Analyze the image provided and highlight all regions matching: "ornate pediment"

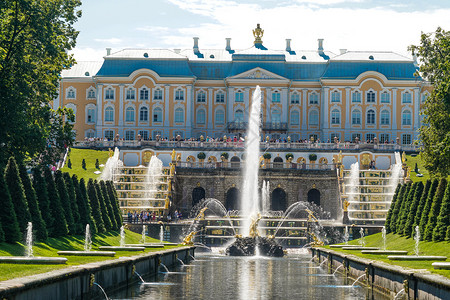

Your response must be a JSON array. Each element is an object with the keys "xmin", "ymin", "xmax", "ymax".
[{"xmin": 230, "ymin": 67, "xmax": 287, "ymax": 81}]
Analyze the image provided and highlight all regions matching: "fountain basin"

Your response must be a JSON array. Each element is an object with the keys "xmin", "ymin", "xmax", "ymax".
[
  {"xmin": 341, "ymin": 247, "xmax": 379, "ymax": 250},
  {"xmin": 98, "ymin": 246, "xmax": 145, "ymax": 251},
  {"xmin": 361, "ymin": 250, "xmax": 408, "ymax": 255},
  {"xmin": 226, "ymin": 236, "xmax": 284, "ymax": 257},
  {"xmin": 432, "ymin": 262, "xmax": 450, "ymax": 269},
  {"xmin": 388, "ymin": 255, "xmax": 447, "ymax": 261},
  {"xmin": 125, "ymin": 244, "xmax": 165, "ymax": 248},
  {"xmin": 57, "ymin": 251, "xmax": 116, "ymax": 257},
  {"xmin": 0, "ymin": 257, "xmax": 67, "ymax": 264}
]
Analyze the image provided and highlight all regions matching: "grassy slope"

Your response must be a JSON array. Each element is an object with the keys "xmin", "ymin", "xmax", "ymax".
[
  {"xmin": 60, "ymin": 148, "xmax": 110, "ymax": 181},
  {"xmin": 405, "ymin": 154, "xmax": 431, "ymax": 183},
  {"xmin": 0, "ymin": 229, "xmax": 180, "ymax": 281},
  {"xmin": 325, "ymin": 232, "xmax": 450, "ymax": 279}
]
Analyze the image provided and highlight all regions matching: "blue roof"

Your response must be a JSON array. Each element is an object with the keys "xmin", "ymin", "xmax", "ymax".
[{"xmin": 322, "ymin": 62, "xmax": 418, "ymax": 80}]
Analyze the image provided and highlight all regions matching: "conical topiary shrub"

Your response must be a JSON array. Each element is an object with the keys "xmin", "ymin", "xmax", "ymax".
[
  {"xmin": 404, "ymin": 181, "xmax": 424, "ymax": 237},
  {"xmin": 100, "ymin": 180, "xmax": 117, "ymax": 230},
  {"xmin": 385, "ymin": 184, "xmax": 400, "ymax": 233},
  {"xmin": 87, "ymin": 178, "xmax": 105, "ymax": 233},
  {"xmin": 44, "ymin": 168, "xmax": 68, "ymax": 237},
  {"xmin": 106, "ymin": 180, "xmax": 123, "ymax": 227},
  {"xmin": 63, "ymin": 172, "xmax": 82, "ymax": 235},
  {"xmin": 33, "ymin": 167, "xmax": 53, "ymax": 236},
  {"xmin": 0, "ymin": 172, "xmax": 20, "ymax": 243},
  {"xmin": 432, "ymin": 181, "xmax": 450, "ymax": 241},
  {"xmin": 389, "ymin": 184, "xmax": 407, "ymax": 234},
  {"xmin": 419, "ymin": 178, "xmax": 439, "ymax": 238},
  {"xmin": 77, "ymin": 177, "xmax": 97, "ymax": 234},
  {"xmin": 398, "ymin": 182, "xmax": 418, "ymax": 235},
  {"xmin": 55, "ymin": 170, "xmax": 75, "ymax": 234},
  {"xmin": 424, "ymin": 178, "xmax": 447, "ymax": 241},
  {"xmin": 95, "ymin": 180, "xmax": 112, "ymax": 230},
  {"xmin": 414, "ymin": 180, "xmax": 431, "ymax": 231}
]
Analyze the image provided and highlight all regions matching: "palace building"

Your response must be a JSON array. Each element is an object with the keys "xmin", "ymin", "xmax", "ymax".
[{"xmin": 58, "ymin": 25, "xmax": 430, "ymax": 144}]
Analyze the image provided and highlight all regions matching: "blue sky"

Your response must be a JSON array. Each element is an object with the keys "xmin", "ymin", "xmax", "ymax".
[{"xmin": 72, "ymin": 0, "xmax": 450, "ymax": 60}]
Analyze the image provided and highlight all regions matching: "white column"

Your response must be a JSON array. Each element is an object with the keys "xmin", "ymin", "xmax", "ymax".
[
  {"xmin": 164, "ymin": 85, "xmax": 170, "ymax": 128},
  {"xmin": 266, "ymin": 88, "xmax": 271, "ymax": 122},
  {"xmin": 186, "ymin": 86, "xmax": 192, "ymax": 132},
  {"xmin": 118, "ymin": 84, "xmax": 124, "ymax": 137},
  {"xmin": 96, "ymin": 84, "xmax": 103, "ymax": 137},
  {"xmin": 322, "ymin": 87, "xmax": 329, "ymax": 129},
  {"xmin": 301, "ymin": 89, "xmax": 307, "ymax": 131},
  {"xmin": 281, "ymin": 87, "xmax": 288, "ymax": 123},
  {"xmin": 392, "ymin": 88, "xmax": 397, "ymax": 130},
  {"xmin": 227, "ymin": 87, "xmax": 234, "ymax": 123},
  {"xmin": 345, "ymin": 87, "xmax": 351, "ymax": 130},
  {"xmin": 244, "ymin": 88, "xmax": 250, "ymax": 122},
  {"xmin": 208, "ymin": 88, "xmax": 213, "ymax": 130},
  {"xmin": 414, "ymin": 87, "xmax": 420, "ymax": 130}
]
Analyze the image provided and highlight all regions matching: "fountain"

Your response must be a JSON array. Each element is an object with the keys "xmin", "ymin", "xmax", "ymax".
[
  {"xmin": 361, "ymin": 226, "xmax": 407, "ymax": 255},
  {"xmin": 93, "ymin": 282, "xmax": 110, "ymax": 300},
  {"xmin": 0, "ymin": 222, "xmax": 68, "ymax": 264},
  {"xmin": 100, "ymin": 147, "xmax": 121, "ymax": 181},
  {"xmin": 342, "ymin": 228, "xmax": 379, "ymax": 251},
  {"xmin": 146, "ymin": 155, "xmax": 163, "ymax": 203},
  {"xmin": 58, "ymin": 224, "xmax": 116, "ymax": 256},
  {"xmin": 262, "ymin": 180, "xmax": 270, "ymax": 215},
  {"xmin": 388, "ymin": 226, "xmax": 447, "ymax": 261},
  {"xmin": 99, "ymin": 226, "xmax": 145, "ymax": 251}
]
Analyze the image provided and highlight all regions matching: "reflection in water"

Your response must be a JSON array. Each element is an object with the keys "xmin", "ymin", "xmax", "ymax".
[{"xmin": 106, "ymin": 253, "xmax": 388, "ymax": 300}]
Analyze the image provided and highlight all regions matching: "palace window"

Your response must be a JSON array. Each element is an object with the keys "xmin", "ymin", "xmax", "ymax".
[
  {"xmin": 125, "ymin": 130, "xmax": 135, "ymax": 141},
  {"xmin": 402, "ymin": 110, "xmax": 412, "ymax": 125},
  {"xmin": 138, "ymin": 130, "xmax": 149, "ymax": 140},
  {"xmin": 352, "ymin": 110, "xmax": 361, "ymax": 125},
  {"xmin": 291, "ymin": 93, "xmax": 300, "ymax": 104},
  {"xmin": 271, "ymin": 110, "xmax": 281, "ymax": 123},
  {"xmin": 153, "ymin": 107, "xmax": 162, "ymax": 122},
  {"xmin": 235, "ymin": 91, "xmax": 244, "ymax": 103},
  {"xmin": 309, "ymin": 110, "xmax": 319, "ymax": 125},
  {"xmin": 309, "ymin": 93, "xmax": 319, "ymax": 104},
  {"xmin": 105, "ymin": 107, "xmax": 114, "ymax": 122},
  {"xmin": 380, "ymin": 134, "xmax": 389, "ymax": 143},
  {"xmin": 197, "ymin": 109, "xmax": 206, "ymax": 124},
  {"xmin": 272, "ymin": 91, "xmax": 280, "ymax": 103},
  {"xmin": 126, "ymin": 88, "xmax": 135, "ymax": 100},
  {"xmin": 331, "ymin": 91, "xmax": 340, "ymax": 103},
  {"xmin": 140, "ymin": 88, "xmax": 149, "ymax": 100},
  {"xmin": 104, "ymin": 130, "xmax": 114, "ymax": 140},
  {"xmin": 402, "ymin": 91, "xmax": 412, "ymax": 103},
  {"xmin": 175, "ymin": 108, "xmax": 184, "ymax": 123},
  {"xmin": 366, "ymin": 91, "xmax": 376, "ymax": 103},
  {"xmin": 331, "ymin": 109, "xmax": 340, "ymax": 124},
  {"xmin": 87, "ymin": 108, "xmax": 95, "ymax": 123},
  {"xmin": 175, "ymin": 89, "xmax": 184, "ymax": 100},
  {"xmin": 173, "ymin": 131, "xmax": 184, "ymax": 139},
  {"xmin": 381, "ymin": 91, "xmax": 390, "ymax": 103},
  {"xmin": 85, "ymin": 130, "xmax": 95, "ymax": 139},
  {"xmin": 197, "ymin": 91, "xmax": 206, "ymax": 103},
  {"xmin": 154, "ymin": 89, "xmax": 163, "ymax": 100},
  {"xmin": 352, "ymin": 91, "xmax": 361, "ymax": 103},
  {"xmin": 380, "ymin": 110, "xmax": 390, "ymax": 125},
  {"xmin": 215, "ymin": 109, "xmax": 225, "ymax": 124},
  {"xmin": 330, "ymin": 133, "xmax": 340, "ymax": 141},
  {"xmin": 290, "ymin": 110, "xmax": 299, "ymax": 125},
  {"xmin": 234, "ymin": 109, "xmax": 244, "ymax": 122},
  {"xmin": 105, "ymin": 88, "xmax": 114, "ymax": 100},
  {"xmin": 216, "ymin": 92, "xmax": 225, "ymax": 103},
  {"xmin": 152, "ymin": 130, "xmax": 162, "ymax": 139},
  {"xmin": 402, "ymin": 134, "xmax": 412, "ymax": 145},
  {"xmin": 125, "ymin": 107, "xmax": 135, "ymax": 122},
  {"xmin": 67, "ymin": 88, "xmax": 76, "ymax": 99},
  {"xmin": 421, "ymin": 93, "xmax": 429, "ymax": 103},
  {"xmin": 366, "ymin": 133, "xmax": 375, "ymax": 142},
  {"xmin": 139, "ymin": 107, "xmax": 148, "ymax": 122},
  {"xmin": 351, "ymin": 133, "xmax": 361, "ymax": 142},
  {"xmin": 367, "ymin": 109, "xmax": 375, "ymax": 125},
  {"xmin": 87, "ymin": 89, "xmax": 96, "ymax": 99}
]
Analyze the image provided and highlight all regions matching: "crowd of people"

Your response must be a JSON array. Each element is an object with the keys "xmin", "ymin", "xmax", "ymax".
[{"xmin": 126, "ymin": 210, "xmax": 182, "ymax": 223}]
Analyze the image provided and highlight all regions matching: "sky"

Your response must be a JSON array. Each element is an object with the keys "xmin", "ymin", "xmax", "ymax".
[{"xmin": 71, "ymin": 0, "xmax": 450, "ymax": 61}]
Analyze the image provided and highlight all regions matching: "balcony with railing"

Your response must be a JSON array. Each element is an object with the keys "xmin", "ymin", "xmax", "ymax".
[
  {"xmin": 262, "ymin": 122, "xmax": 288, "ymax": 131},
  {"xmin": 175, "ymin": 161, "xmax": 336, "ymax": 171},
  {"xmin": 227, "ymin": 121, "xmax": 247, "ymax": 131}
]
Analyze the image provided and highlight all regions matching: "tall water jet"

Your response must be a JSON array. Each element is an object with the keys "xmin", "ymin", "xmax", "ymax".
[
  {"xmin": 100, "ymin": 147, "xmax": 121, "ymax": 181},
  {"xmin": 344, "ymin": 226, "xmax": 349, "ymax": 245},
  {"xmin": 146, "ymin": 155, "xmax": 163, "ymax": 202},
  {"xmin": 141, "ymin": 225, "xmax": 146, "ymax": 244},
  {"xmin": 359, "ymin": 228, "xmax": 366, "ymax": 247},
  {"xmin": 26, "ymin": 222, "xmax": 33, "ymax": 258},
  {"xmin": 120, "ymin": 226, "xmax": 125, "ymax": 247},
  {"xmin": 389, "ymin": 152, "xmax": 403, "ymax": 194},
  {"xmin": 414, "ymin": 225, "xmax": 420, "ymax": 256},
  {"xmin": 84, "ymin": 224, "xmax": 92, "ymax": 252},
  {"xmin": 382, "ymin": 226, "xmax": 387, "ymax": 251},
  {"xmin": 262, "ymin": 180, "xmax": 270, "ymax": 215},
  {"xmin": 241, "ymin": 86, "xmax": 262, "ymax": 236},
  {"xmin": 348, "ymin": 162, "xmax": 359, "ymax": 202}
]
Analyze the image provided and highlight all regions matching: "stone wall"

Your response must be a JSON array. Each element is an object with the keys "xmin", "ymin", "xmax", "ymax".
[{"xmin": 173, "ymin": 167, "xmax": 340, "ymax": 219}]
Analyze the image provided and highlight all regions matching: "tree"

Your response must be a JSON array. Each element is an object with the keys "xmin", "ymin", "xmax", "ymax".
[
  {"xmin": 424, "ymin": 178, "xmax": 447, "ymax": 241},
  {"xmin": 100, "ymin": 180, "xmax": 117, "ymax": 230},
  {"xmin": 44, "ymin": 168, "xmax": 68, "ymax": 237},
  {"xmin": 32, "ymin": 167, "xmax": 53, "ymax": 234},
  {"xmin": 77, "ymin": 177, "xmax": 97, "ymax": 234},
  {"xmin": 404, "ymin": 181, "xmax": 424, "ymax": 237},
  {"xmin": 63, "ymin": 172, "xmax": 81, "ymax": 234},
  {"xmin": 419, "ymin": 178, "xmax": 439, "ymax": 237},
  {"xmin": 389, "ymin": 184, "xmax": 407, "ymax": 234},
  {"xmin": 432, "ymin": 181, "xmax": 450, "ymax": 241},
  {"xmin": 67, "ymin": 159, "xmax": 72, "ymax": 169},
  {"xmin": 393, "ymin": 183, "xmax": 411, "ymax": 234},
  {"xmin": 0, "ymin": 170, "xmax": 20, "ymax": 243},
  {"xmin": 410, "ymin": 28, "xmax": 450, "ymax": 177},
  {"xmin": 0, "ymin": 0, "xmax": 81, "ymax": 166},
  {"xmin": 106, "ymin": 180, "xmax": 123, "ymax": 228},
  {"xmin": 54, "ymin": 170, "xmax": 75, "ymax": 234},
  {"xmin": 385, "ymin": 184, "xmax": 400, "ymax": 233},
  {"xmin": 414, "ymin": 180, "xmax": 431, "ymax": 230},
  {"xmin": 4, "ymin": 157, "xmax": 31, "ymax": 233},
  {"xmin": 19, "ymin": 163, "xmax": 47, "ymax": 241},
  {"xmin": 95, "ymin": 159, "xmax": 99, "ymax": 169},
  {"xmin": 446, "ymin": 225, "xmax": 450, "ymax": 241},
  {"xmin": 398, "ymin": 182, "xmax": 417, "ymax": 235},
  {"xmin": 82, "ymin": 159, "xmax": 86, "ymax": 170},
  {"xmin": 95, "ymin": 180, "xmax": 112, "ymax": 230},
  {"xmin": 87, "ymin": 179, "xmax": 105, "ymax": 233}
]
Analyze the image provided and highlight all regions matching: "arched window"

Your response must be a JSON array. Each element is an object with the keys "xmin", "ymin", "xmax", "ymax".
[
  {"xmin": 126, "ymin": 88, "xmax": 135, "ymax": 100},
  {"xmin": 125, "ymin": 107, "xmax": 135, "ymax": 122},
  {"xmin": 380, "ymin": 109, "xmax": 390, "ymax": 125},
  {"xmin": 216, "ymin": 92, "xmax": 225, "ymax": 103},
  {"xmin": 367, "ymin": 109, "xmax": 375, "ymax": 125},
  {"xmin": 309, "ymin": 110, "xmax": 319, "ymax": 125},
  {"xmin": 105, "ymin": 107, "xmax": 114, "ymax": 122},
  {"xmin": 197, "ymin": 109, "xmax": 206, "ymax": 124},
  {"xmin": 290, "ymin": 110, "xmax": 299, "ymax": 125},
  {"xmin": 272, "ymin": 91, "xmax": 280, "ymax": 103},
  {"xmin": 381, "ymin": 91, "xmax": 390, "ymax": 103},
  {"xmin": 352, "ymin": 91, "xmax": 361, "ymax": 103},
  {"xmin": 309, "ymin": 93, "xmax": 319, "ymax": 104},
  {"xmin": 197, "ymin": 91, "xmax": 206, "ymax": 103},
  {"xmin": 402, "ymin": 110, "xmax": 412, "ymax": 125},
  {"xmin": 331, "ymin": 109, "xmax": 340, "ymax": 124},
  {"xmin": 153, "ymin": 107, "xmax": 162, "ymax": 122},
  {"xmin": 234, "ymin": 109, "xmax": 244, "ymax": 122},
  {"xmin": 105, "ymin": 88, "xmax": 114, "ymax": 100},
  {"xmin": 67, "ymin": 88, "xmax": 76, "ymax": 99},
  {"xmin": 352, "ymin": 109, "xmax": 361, "ymax": 125},
  {"xmin": 153, "ymin": 88, "xmax": 163, "ymax": 100},
  {"xmin": 402, "ymin": 91, "xmax": 412, "ymax": 103},
  {"xmin": 140, "ymin": 88, "xmax": 149, "ymax": 100},
  {"xmin": 235, "ymin": 91, "xmax": 244, "ymax": 102},
  {"xmin": 215, "ymin": 109, "xmax": 225, "ymax": 124},
  {"xmin": 291, "ymin": 93, "xmax": 300, "ymax": 104},
  {"xmin": 271, "ymin": 110, "xmax": 281, "ymax": 124},
  {"xmin": 87, "ymin": 107, "xmax": 95, "ymax": 123},
  {"xmin": 366, "ymin": 91, "xmax": 376, "ymax": 103},
  {"xmin": 139, "ymin": 107, "xmax": 148, "ymax": 122},
  {"xmin": 331, "ymin": 91, "xmax": 340, "ymax": 102},
  {"xmin": 175, "ymin": 107, "xmax": 184, "ymax": 123},
  {"xmin": 87, "ymin": 89, "xmax": 95, "ymax": 99}
]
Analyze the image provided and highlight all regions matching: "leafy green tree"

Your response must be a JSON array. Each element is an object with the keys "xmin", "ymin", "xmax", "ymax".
[
  {"xmin": 414, "ymin": 180, "xmax": 431, "ymax": 230},
  {"xmin": 404, "ymin": 181, "xmax": 424, "ymax": 237},
  {"xmin": 0, "ymin": 170, "xmax": 20, "ymax": 243},
  {"xmin": 19, "ymin": 163, "xmax": 47, "ymax": 241},
  {"xmin": 410, "ymin": 28, "xmax": 450, "ymax": 177},
  {"xmin": 106, "ymin": 180, "xmax": 123, "ymax": 228},
  {"xmin": 63, "ymin": 172, "xmax": 81, "ymax": 234},
  {"xmin": 77, "ymin": 177, "xmax": 96, "ymax": 234},
  {"xmin": 44, "ymin": 168, "xmax": 68, "ymax": 237},
  {"xmin": 54, "ymin": 170, "xmax": 75, "ymax": 234},
  {"xmin": 398, "ymin": 182, "xmax": 417, "ymax": 235},
  {"xmin": 82, "ymin": 159, "xmax": 86, "ymax": 170},
  {"xmin": 95, "ymin": 180, "xmax": 112, "ymax": 230},
  {"xmin": 432, "ymin": 181, "xmax": 450, "ymax": 241},
  {"xmin": 446, "ymin": 225, "xmax": 450, "ymax": 241},
  {"xmin": 87, "ymin": 179, "xmax": 105, "ymax": 233},
  {"xmin": 0, "ymin": 0, "xmax": 81, "ymax": 166},
  {"xmin": 394, "ymin": 183, "xmax": 411, "ymax": 234},
  {"xmin": 32, "ymin": 167, "xmax": 53, "ymax": 234},
  {"xmin": 424, "ymin": 178, "xmax": 447, "ymax": 241},
  {"xmin": 4, "ymin": 157, "xmax": 31, "ymax": 233},
  {"xmin": 100, "ymin": 180, "xmax": 117, "ymax": 230},
  {"xmin": 67, "ymin": 159, "xmax": 72, "ymax": 169},
  {"xmin": 385, "ymin": 184, "xmax": 400, "ymax": 233},
  {"xmin": 419, "ymin": 178, "xmax": 439, "ymax": 237},
  {"xmin": 389, "ymin": 184, "xmax": 407, "ymax": 234},
  {"xmin": 0, "ymin": 220, "xmax": 4, "ymax": 243},
  {"xmin": 95, "ymin": 159, "xmax": 100, "ymax": 169}
]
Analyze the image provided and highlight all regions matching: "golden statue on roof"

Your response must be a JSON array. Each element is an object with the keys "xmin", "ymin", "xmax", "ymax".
[{"xmin": 253, "ymin": 24, "xmax": 264, "ymax": 44}]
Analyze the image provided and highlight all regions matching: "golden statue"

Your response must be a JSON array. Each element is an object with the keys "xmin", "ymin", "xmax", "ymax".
[
  {"xmin": 343, "ymin": 199, "xmax": 350, "ymax": 212},
  {"xmin": 305, "ymin": 208, "xmax": 319, "ymax": 222},
  {"xmin": 171, "ymin": 149, "xmax": 176, "ymax": 162},
  {"xmin": 310, "ymin": 232, "xmax": 324, "ymax": 247},
  {"xmin": 182, "ymin": 231, "xmax": 197, "ymax": 246},
  {"xmin": 401, "ymin": 151, "xmax": 406, "ymax": 164},
  {"xmin": 164, "ymin": 195, "xmax": 170, "ymax": 210},
  {"xmin": 338, "ymin": 150, "xmax": 343, "ymax": 164},
  {"xmin": 253, "ymin": 24, "xmax": 264, "ymax": 44},
  {"xmin": 194, "ymin": 207, "xmax": 208, "ymax": 221},
  {"xmin": 249, "ymin": 213, "xmax": 262, "ymax": 238},
  {"xmin": 108, "ymin": 148, "xmax": 113, "ymax": 158}
]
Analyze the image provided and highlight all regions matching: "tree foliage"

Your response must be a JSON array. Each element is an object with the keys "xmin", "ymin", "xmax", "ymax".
[
  {"xmin": 419, "ymin": 178, "xmax": 439, "ymax": 237},
  {"xmin": 389, "ymin": 184, "xmax": 407, "ymax": 234},
  {"xmin": 44, "ymin": 168, "xmax": 67, "ymax": 237},
  {"xmin": 411, "ymin": 28, "xmax": 450, "ymax": 176},
  {"xmin": 100, "ymin": 180, "xmax": 117, "ymax": 230},
  {"xmin": 0, "ymin": 169, "xmax": 20, "ymax": 243},
  {"xmin": 106, "ymin": 180, "xmax": 123, "ymax": 228},
  {"xmin": 32, "ymin": 166, "xmax": 52, "ymax": 233},
  {"xmin": 414, "ymin": 180, "xmax": 431, "ymax": 229},
  {"xmin": 63, "ymin": 172, "xmax": 81, "ymax": 234},
  {"xmin": 432, "ymin": 181, "xmax": 450, "ymax": 241},
  {"xmin": 87, "ymin": 178, "xmax": 105, "ymax": 233},
  {"xmin": 54, "ymin": 170, "xmax": 75, "ymax": 234},
  {"xmin": 0, "ymin": 0, "xmax": 81, "ymax": 166},
  {"xmin": 385, "ymin": 184, "xmax": 400, "ymax": 233},
  {"xmin": 77, "ymin": 177, "xmax": 97, "ymax": 234},
  {"xmin": 424, "ymin": 178, "xmax": 447, "ymax": 241},
  {"xmin": 398, "ymin": 182, "xmax": 417, "ymax": 235},
  {"xmin": 95, "ymin": 180, "xmax": 112, "ymax": 231},
  {"xmin": 404, "ymin": 181, "xmax": 424, "ymax": 237}
]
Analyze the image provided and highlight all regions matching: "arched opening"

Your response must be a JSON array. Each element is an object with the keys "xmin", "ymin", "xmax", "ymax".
[
  {"xmin": 307, "ymin": 189, "xmax": 320, "ymax": 206},
  {"xmin": 225, "ymin": 187, "xmax": 240, "ymax": 211},
  {"xmin": 230, "ymin": 156, "xmax": 240, "ymax": 168},
  {"xmin": 271, "ymin": 188, "xmax": 287, "ymax": 211},
  {"xmin": 192, "ymin": 187, "xmax": 205, "ymax": 207},
  {"xmin": 273, "ymin": 156, "xmax": 283, "ymax": 169}
]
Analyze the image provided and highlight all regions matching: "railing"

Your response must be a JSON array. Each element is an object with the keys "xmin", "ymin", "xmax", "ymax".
[
  {"xmin": 75, "ymin": 140, "xmax": 421, "ymax": 152},
  {"xmin": 262, "ymin": 122, "xmax": 288, "ymax": 131},
  {"xmin": 175, "ymin": 161, "xmax": 336, "ymax": 170},
  {"xmin": 227, "ymin": 121, "xmax": 248, "ymax": 131}
]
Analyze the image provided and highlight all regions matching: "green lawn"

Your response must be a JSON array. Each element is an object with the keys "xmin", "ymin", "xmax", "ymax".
[
  {"xmin": 60, "ymin": 148, "xmax": 110, "ymax": 181},
  {"xmin": 0, "ymin": 229, "xmax": 180, "ymax": 281},
  {"xmin": 405, "ymin": 154, "xmax": 431, "ymax": 183},
  {"xmin": 324, "ymin": 232, "xmax": 450, "ymax": 279}
]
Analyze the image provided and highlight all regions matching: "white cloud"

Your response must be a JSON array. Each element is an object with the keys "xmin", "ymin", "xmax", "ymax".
[
  {"xmin": 136, "ymin": 26, "xmax": 170, "ymax": 33},
  {"xmin": 94, "ymin": 38, "xmax": 123, "ymax": 45},
  {"xmin": 70, "ymin": 47, "xmax": 106, "ymax": 61}
]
